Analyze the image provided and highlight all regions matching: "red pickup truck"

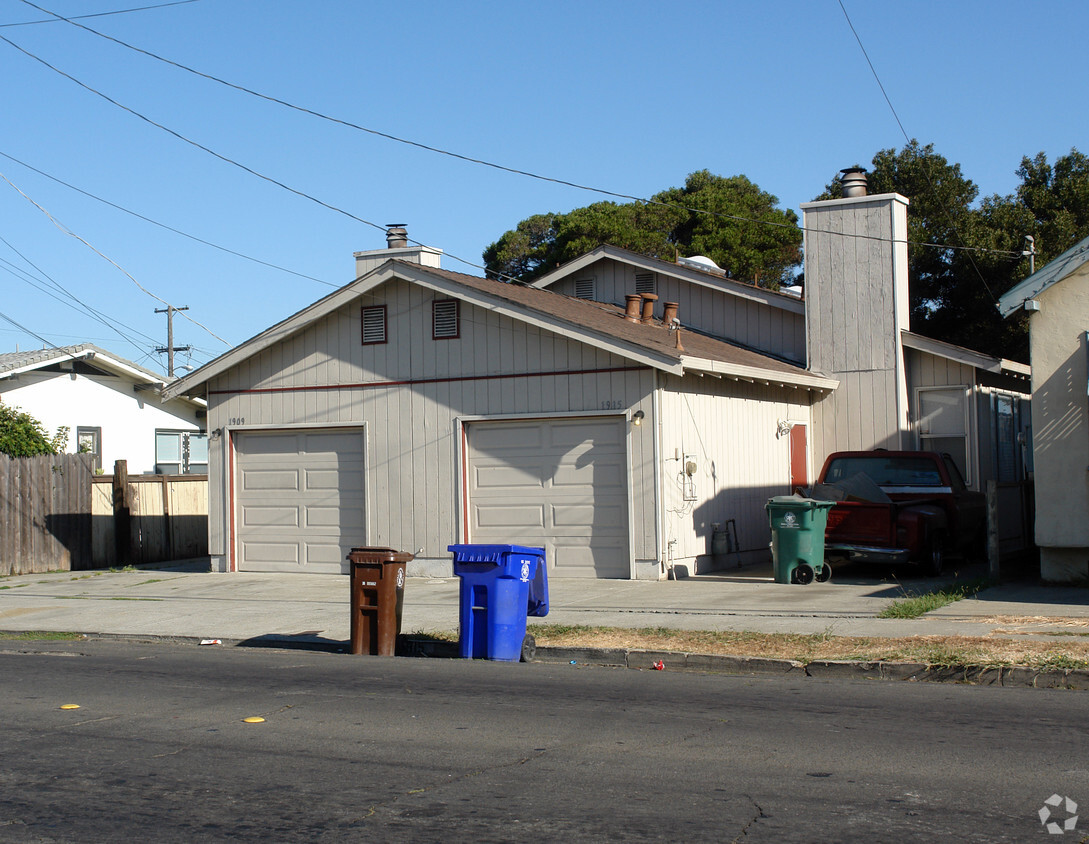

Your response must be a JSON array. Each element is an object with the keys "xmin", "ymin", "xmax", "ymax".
[{"xmin": 813, "ymin": 451, "xmax": 986, "ymax": 576}]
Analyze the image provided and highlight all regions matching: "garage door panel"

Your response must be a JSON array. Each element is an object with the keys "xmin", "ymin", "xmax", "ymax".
[
  {"xmin": 551, "ymin": 541, "xmax": 627, "ymax": 578},
  {"xmin": 305, "ymin": 543, "xmax": 348, "ymax": 565},
  {"xmin": 473, "ymin": 464, "xmax": 546, "ymax": 490},
  {"xmin": 236, "ymin": 429, "xmax": 365, "ymax": 574},
  {"xmin": 552, "ymin": 461, "xmax": 623, "ymax": 487},
  {"xmin": 474, "ymin": 503, "xmax": 545, "ymax": 529},
  {"xmin": 468, "ymin": 418, "xmax": 630, "ymax": 578},
  {"xmin": 305, "ymin": 468, "xmax": 361, "ymax": 491},
  {"xmin": 551, "ymin": 502, "xmax": 627, "ymax": 528},
  {"xmin": 243, "ymin": 506, "xmax": 299, "ymax": 527},
  {"xmin": 301, "ymin": 432, "xmax": 363, "ymax": 456},
  {"xmin": 242, "ymin": 469, "xmax": 299, "ymax": 491},
  {"xmin": 471, "ymin": 424, "xmax": 543, "ymax": 451},
  {"xmin": 241, "ymin": 541, "xmax": 299, "ymax": 564}
]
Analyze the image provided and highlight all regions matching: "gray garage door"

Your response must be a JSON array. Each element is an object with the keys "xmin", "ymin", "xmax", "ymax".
[
  {"xmin": 235, "ymin": 429, "xmax": 365, "ymax": 573},
  {"xmin": 467, "ymin": 417, "xmax": 629, "ymax": 578}
]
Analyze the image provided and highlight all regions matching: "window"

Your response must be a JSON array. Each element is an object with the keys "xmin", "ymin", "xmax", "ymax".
[
  {"xmin": 76, "ymin": 426, "xmax": 101, "ymax": 472},
  {"xmin": 361, "ymin": 305, "xmax": 387, "ymax": 344},
  {"xmin": 916, "ymin": 386, "xmax": 971, "ymax": 485},
  {"xmin": 574, "ymin": 278, "xmax": 595, "ymax": 299},
  {"xmin": 432, "ymin": 299, "xmax": 459, "ymax": 339},
  {"xmin": 635, "ymin": 272, "xmax": 656, "ymax": 294},
  {"xmin": 994, "ymin": 394, "xmax": 1019, "ymax": 482},
  {"xmin": 156, "ymin": 430, "xmax": 208, "ymax": 475}
]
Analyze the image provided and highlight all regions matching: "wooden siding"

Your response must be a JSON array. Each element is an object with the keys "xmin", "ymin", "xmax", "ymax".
[
  {"xmin": 550, "ymin": 258, "xmax": 806, "ymax": 363},
  {"xmin": 205, "ymin": 280, "xmax": 657, "ymax": 569},
  {"xmin": 657, "ymin": 373, "xmax": 813, "ymax": 571},
  {"xmin": 803, "ymin": 195, "xmax": 910, "ymax": 463}
]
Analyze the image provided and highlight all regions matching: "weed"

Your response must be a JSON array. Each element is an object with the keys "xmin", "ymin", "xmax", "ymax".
[
  {"xmin": 877, "ymin": 577, "xmax": 991, "ymax": 619},
  {"xmin": 0, "ymin": 631, "xmax": 84, "ymax": 641}
]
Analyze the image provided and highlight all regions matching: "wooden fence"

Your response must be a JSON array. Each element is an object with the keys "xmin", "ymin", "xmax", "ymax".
[
  {"xmin": 1, "ymin": 453, "xmax": 94, "ymax": 575},
  {"xmin": 91, "ymin": 461, "xmax": 208, "ymax": 567}
]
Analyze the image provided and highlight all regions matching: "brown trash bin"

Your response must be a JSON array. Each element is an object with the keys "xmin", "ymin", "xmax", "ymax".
[{"xmin": 347, "ymin": 547, "xmax": 414, "ymax": 656}]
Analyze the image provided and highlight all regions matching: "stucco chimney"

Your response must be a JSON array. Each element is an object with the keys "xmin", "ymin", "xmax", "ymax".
[{"xmin": 840, "ymin": 168, "xmax": 869, "ymax": 198}]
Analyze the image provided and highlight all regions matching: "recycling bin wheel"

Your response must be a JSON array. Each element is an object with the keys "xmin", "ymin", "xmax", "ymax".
[
  {"xmin": 815, "ymin": 562, "xmax": 832, "ymax": 583},
  {"xmin": 793, "ymin": 563, "xmax": 815, "ymax": 585}
]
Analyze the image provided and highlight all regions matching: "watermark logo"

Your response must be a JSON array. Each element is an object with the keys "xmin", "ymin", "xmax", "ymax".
[{"xmin": 1039, "ymin": 794, "xmax": 1079, "ymax": 835}]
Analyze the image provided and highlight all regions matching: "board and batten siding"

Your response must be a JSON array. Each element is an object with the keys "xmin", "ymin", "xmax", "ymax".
[
  {"xmin": 204, "ymin": 279, "xmax": 657, "ymax": 575},
  {"xmin": 551, "ymin": 258, "xmax": 805, "ymax": 363},
  {"xmin": 802, "ymin": 193, "xmax": 911, "ymax": 463},
  {"xmin": 657, "ymin": 373, "xmax": 812, "ymax": 572}
]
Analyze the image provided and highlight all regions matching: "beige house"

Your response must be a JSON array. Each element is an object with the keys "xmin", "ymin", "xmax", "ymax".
[
  {"xmin": 999, "ymin": 235, "xmax": 1089, "ymax": 581},
  {"xmin": 164, "ymin": 231, "xmax": 833, "ymax": 579},
  {"xmin": 164, "ymin": 171, "xmax": 1032, "ymax": 580}
]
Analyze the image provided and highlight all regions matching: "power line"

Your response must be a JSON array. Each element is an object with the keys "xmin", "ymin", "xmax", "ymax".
[
  {"xmin": 0, "ymin": 149, "xmax": 338, "ymax": 288},
  {"xmin": 0, "ymin": 169, "xmax": 232, "ymax": 346},
  {"xmin": 0, "ymin": 0, "xmax": 200, "ymax": 28},
  {"xmin": 837, "ymin": 0, "xmax": 999, "ymax": 303},
  {"xmin": 16, "ymin": 0, "xmax": 1022, "ymax": 265},
  {"xmin": 0, "ymin": 231, "xmax": 162, "ymax": 352}
]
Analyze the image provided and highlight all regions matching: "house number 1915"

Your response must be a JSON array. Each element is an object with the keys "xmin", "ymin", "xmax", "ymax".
[{"xmin": 600, "ymin": 400, "xmax": 623, "ymax": 410}]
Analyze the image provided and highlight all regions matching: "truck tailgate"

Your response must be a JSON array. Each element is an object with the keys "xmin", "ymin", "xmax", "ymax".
[{"xmin": 825, "ymin": 502, "xmax": 894, "ymax": 545}]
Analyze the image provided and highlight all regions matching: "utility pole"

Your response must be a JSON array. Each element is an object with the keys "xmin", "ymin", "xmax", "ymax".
[
  {"xmin": 155, "ymin": 305, "xmax": 192, "ymax": 378},
  {"xmin": 1023, "ymin": 235, "xmax": 1036, "ymax": 275}
]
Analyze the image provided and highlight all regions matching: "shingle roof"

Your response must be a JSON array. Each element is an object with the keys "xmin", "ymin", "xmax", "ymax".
[
  {"xmin": 0, "ymin": 344, "xmax": 161, "ymax": 381},
  {"xmin": 411, "ymin": 264, "xmax": 822, "ymax": 382},
  {"xmin": 165, "ymin": 258, "xmax": 834, "ymax": 398}
]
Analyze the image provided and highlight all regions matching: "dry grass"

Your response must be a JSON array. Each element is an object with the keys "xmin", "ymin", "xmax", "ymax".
[{"xmin": 527, "ymin": 624, "xmax": 1089, "ymax": 670}]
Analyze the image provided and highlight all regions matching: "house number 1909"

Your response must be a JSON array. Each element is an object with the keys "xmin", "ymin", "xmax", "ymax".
[{"xmin": 229, "ymin": 417, "xmax": 245, "ymax": 426}]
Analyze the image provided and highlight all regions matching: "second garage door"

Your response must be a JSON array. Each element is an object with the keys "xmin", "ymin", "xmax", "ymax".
[
  {"xmin": 466, "ymin": 417, "xmax": 629, "ymax": 578},
  {"xmin": 235, "ymin": 428, "xmax": 365, "ymax": 573}
]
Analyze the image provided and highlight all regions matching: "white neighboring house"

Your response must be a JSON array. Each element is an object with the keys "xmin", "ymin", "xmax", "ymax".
[
  {"xmin": 998, "ymin": 235, "xmax": 1089, "ymax": 582},
  {"xmin": 0, "ymin": 344, "xmax": 207, "ymax": 475}
]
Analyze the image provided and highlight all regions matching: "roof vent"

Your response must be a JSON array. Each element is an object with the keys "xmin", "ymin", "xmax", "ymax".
[
  {"xmin": 840, "ymin": 168, "xmax": 868, "ymax": 198},
  {"xmin": 677, "ymin": 255, "xmax": 726, "ymax": 277},
  {"xmin": 386, "ymin": 224, "xmax": 408, "ymax": 249}
]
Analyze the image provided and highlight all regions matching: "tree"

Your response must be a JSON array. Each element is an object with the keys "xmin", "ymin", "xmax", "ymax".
[
  {"xmin": 483, "ymin": 171, "xmax": 802, "ymax": 288},
  {"xmin": 0, "ymin": 401, "xmax": 68, "ymax": 458}
]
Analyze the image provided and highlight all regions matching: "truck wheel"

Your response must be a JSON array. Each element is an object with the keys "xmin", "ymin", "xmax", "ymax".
[
  {"xmin": 793, "ymin": 563, "xmax": 815, "ymax": 585},
  {"xmin": 923, "ymin": 532, "xmax": 945, "ymax": 577}
]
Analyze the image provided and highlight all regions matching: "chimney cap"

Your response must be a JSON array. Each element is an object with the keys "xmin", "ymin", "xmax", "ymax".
[{"xmin": 839, "ymin": 167, "xmax": 869, "ymax": 197}]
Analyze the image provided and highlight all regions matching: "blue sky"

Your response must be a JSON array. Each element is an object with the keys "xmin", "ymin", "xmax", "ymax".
[{"xmin": 2, "ymin": 0, "xmax": 1086, "ymax": 374}]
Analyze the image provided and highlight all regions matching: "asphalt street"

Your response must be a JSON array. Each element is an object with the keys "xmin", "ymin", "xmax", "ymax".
[{"xmin": 2, "ymin": 638, "xmax": 1085, "ymax": 842}]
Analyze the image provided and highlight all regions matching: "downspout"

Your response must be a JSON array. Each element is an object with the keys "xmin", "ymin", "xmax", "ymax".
[{"xmin": 652, "ymin": 370, "xmax": 666, "ymax": 579}]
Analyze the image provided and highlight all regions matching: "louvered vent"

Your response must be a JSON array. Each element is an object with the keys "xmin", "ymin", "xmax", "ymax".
[
  {"xmin": 361, "ymin": 305, "xmax": 387, "ymax": 344},
  {"xmin": 574, "ymin": 278, "xmax": 595, "ymax": 299},
  {"xmin": 635, "ymin": 272, "xmax": 656, "ymax": 294},
  {"xmin": 433, "ymin": 299, "xmax": 459, "ymax": 339}
]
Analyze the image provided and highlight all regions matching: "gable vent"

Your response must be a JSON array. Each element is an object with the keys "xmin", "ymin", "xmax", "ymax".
[
  {"xmin": 433, "ymin": 299, "xmax": 459, "ymax": 339},
  {"xmin": 361, "ymin": 305, "xmax": 387, "ymax": 344},
  {"xmin": 635, "ymin": 272, "xmax": 656, "ymax": 294},
  {"xmin": 574, "ymin": 278, "xmax": 595, "ymax": 300}
]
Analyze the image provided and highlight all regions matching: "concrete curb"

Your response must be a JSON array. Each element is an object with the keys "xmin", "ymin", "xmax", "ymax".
[{"xmin": 5, "ymin": 631, "xmax": 1087, "ymax": 690}]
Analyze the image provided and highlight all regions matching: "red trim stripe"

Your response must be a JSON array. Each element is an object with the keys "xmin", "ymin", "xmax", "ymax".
[{"xmin": 209, "ymin": 365, "xmax": 649, "ymax": 397}]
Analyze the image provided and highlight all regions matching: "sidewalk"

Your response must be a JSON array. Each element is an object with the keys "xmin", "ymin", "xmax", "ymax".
[{"xmin": 2, "ymin": 558, "xmax": 1086, "ymax": 646}]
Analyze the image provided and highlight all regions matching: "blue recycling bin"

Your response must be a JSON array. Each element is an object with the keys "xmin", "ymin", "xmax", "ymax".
[{"xmin": 448, "ymin": 544, "xmax": 549, "ymax": 661}]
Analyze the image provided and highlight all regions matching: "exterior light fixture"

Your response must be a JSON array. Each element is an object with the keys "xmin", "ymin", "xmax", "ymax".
[{"xmin": 632, "ymin": 410, "xmax": 645, "ymax": 426}]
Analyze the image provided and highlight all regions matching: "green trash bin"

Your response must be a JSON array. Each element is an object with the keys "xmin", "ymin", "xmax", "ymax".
[{"xmin": 765, "ymin": 496, "xmax": 835, "ymax": 585}]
